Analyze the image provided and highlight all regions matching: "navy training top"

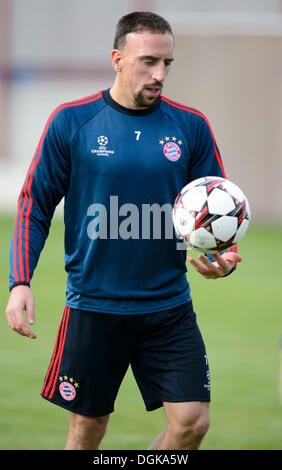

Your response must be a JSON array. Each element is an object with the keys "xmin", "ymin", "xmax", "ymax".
[{"xmin": 9, "ymin": 88, "xmax": 232, "ymax": 314}]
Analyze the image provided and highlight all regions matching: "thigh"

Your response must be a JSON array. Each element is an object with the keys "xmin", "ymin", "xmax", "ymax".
[
  {"xmin": 131, "ymin": 302, "xmax": 211, "ymax": 411},
  {"xmin": 41, "ymin": 307, "xmax": 138, "ymax": 416}
]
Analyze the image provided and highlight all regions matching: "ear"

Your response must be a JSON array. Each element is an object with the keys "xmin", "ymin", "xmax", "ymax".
[{"xmin": 111, "ymin": 49, "xmax": 123, "ymax": 73}]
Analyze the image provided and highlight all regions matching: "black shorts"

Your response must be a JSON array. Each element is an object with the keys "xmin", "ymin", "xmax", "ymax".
[{"xmin": 41, "ymin": 301, "xmax": 210, "ymax": 417}]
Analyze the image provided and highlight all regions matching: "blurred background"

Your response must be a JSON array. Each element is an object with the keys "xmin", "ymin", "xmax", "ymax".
[
  {"xmin": 1, "ymin": 0, "xmax": 282, "ymax": 219},
  {"xmin": 0, "ymin": 0, "xmax": 281, "ymax": 451}
]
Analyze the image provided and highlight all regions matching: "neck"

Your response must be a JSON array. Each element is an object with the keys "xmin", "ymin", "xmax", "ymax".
[{"xmin": 110, "ymin": 78, "xmax": 147, "ymax": 110}]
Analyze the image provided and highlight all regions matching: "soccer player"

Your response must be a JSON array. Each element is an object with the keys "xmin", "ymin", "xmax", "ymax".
[{"xmin": 6, "ymin": 12, "xmax": 242, "ymax": 450}]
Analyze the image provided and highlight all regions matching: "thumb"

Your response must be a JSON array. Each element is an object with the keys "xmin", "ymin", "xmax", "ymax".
[
  {"xmin": 221, "ymin": 252, "xmax": 242, "ymax": 263},
  {"xmin": 26, "ymin": 296, "xmax": 35, "ymax": 325}
]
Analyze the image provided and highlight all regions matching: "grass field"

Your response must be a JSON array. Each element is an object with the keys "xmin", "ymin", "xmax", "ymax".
[{"xmin": 0, "ymin": 213, "xmax": 281, "ymax": 450}]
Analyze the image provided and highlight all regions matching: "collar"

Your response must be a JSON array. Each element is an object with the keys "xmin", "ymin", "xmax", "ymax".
[{"xmin": 102, "ymin": 88, "xmax": 160, "ymax": 116}]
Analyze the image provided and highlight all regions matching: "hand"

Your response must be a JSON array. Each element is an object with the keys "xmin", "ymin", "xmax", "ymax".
[
  {"xmin": 187, "ymin": 251, "xmax": 242, "ymax": 279},
  {"xmin": 5, "ymin": 285, "xmax": 36, "ymax": 339}
]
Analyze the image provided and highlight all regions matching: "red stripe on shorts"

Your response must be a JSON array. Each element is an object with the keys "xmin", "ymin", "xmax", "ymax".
[{"xmin": 42, "ymin": 307, "xmax": 71, "ymax": 398}]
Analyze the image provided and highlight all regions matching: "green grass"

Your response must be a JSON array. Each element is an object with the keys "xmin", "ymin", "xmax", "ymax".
[{"xmin": 0, "ymin": 214, "xmax": 281, "ymax": 450}]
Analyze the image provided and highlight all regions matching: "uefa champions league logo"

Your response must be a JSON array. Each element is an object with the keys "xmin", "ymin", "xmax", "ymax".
[
  {"xmin": 91, "ymin": 135, "xmax": 114, "ymax": 157},
  {"xmin": 97, "ymin": 135, "xmax": 108, "ymax": 146}
]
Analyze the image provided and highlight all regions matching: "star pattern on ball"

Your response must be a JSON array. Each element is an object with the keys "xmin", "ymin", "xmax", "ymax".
[{"xmin": 173, "ymin": 176, "xmax": 250, "ymax": 253}]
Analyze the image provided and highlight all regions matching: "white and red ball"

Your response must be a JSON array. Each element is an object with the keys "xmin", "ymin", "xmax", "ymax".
[{"xmin": 172, "ymin": 176, "xmax": 251, "ymax": 253}]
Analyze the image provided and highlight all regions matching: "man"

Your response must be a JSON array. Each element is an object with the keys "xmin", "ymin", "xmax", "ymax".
[{"xmin": 6, "ymin": 12, "xmax": 241, "ymax": 450}]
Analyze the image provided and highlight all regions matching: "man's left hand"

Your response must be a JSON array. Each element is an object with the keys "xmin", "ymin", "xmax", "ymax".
[{"xmin": 187, "ymin": 251, "xmax": 242, "ymax": 279}]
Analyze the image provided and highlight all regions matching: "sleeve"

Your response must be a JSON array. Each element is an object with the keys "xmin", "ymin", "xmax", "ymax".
[
  {"xmin": 189, "ymin": 113, "xmax": 226, "ymax": 181},
  {"xmin": 189, "ymin": 114, "xmax": 238, "ymax": 274},
  {"xmin": 9, "ymin": 107, "xmax": 70, "ymax": 291}
]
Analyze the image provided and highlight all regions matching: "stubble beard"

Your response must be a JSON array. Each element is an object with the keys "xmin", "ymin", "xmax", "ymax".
[{"xmin": 133, "ymin": 88, "xmax": 161, "ymax": 109}]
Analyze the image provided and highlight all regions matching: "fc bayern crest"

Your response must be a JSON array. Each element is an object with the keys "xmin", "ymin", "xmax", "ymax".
[
  {"xmin": 59, "ymin": 381, "xmax": 76, "ymax": 401},
  {"xmin": 163, "ymin": 141, "xmax": 181, "ymax": 162}
]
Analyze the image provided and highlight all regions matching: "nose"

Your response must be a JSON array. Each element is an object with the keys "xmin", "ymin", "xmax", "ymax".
[{"xmin": 151, "ymin": 61, "xmax": 166, "ymax": 83}]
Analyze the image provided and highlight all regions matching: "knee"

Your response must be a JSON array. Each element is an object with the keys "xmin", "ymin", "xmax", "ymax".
[
  {"xmin": 188, "ymin": 411, "xmax": 210, "ymax": 441},
  {"xmin": 169, "ymin": 406, "xmax": 210, "ymax": 446},
  {"xmin": 70, "ymin": 412, "xmax": 109, "ymax": 439}
]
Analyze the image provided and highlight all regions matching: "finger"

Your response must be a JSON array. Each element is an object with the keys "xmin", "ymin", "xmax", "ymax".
[
  {"xmin": 19, "ymin": 315, "xmax": 36, "ymax": 338},
  {"xmin": 19, "ymin": 326, "xmax": 36, "ymax": 339},
  {"xmin": 197, "ymin": 255, "xmax": 226, "ymax": 278},
  {"xmin": 18, "ymin": 323, "xmax": 37, "ymax": 339},
  {"xmin": 198, "ymin": 254, "xmax": 222, "ymax": 271},
  {"xmin": 221, "ymin": 252, "xmax": 243, "ymax": 264},
  {"xmin": 24, "ymin": 325, "xmax": 36, "ymax": 339},
  {"xmin": 187, "ymin": 256, "xmax": 216, "ymax": 278},
  {"xmin": 209, "ymin": 253, "xmax": 230, "ymax": 270},
  {"xmin": 11, "ymin": 311, "xmax": 36, "ymax": 339},
  {"xmin": 187, "ymin": 256, "xmax": 206, "ymax": 273},
  {"xmin": 188, "ymin": 254, "xmax": 231, "ymax": 279},
  {"xmin": 212, "ymin": 252, "xmax": 244, "ymax": 276}
]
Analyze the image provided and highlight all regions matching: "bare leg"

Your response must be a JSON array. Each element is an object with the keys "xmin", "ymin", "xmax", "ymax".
[
  {"xmin": 148, "ymin": 402, "xmax": 210, "ymax": 450},
  {"xmin": 148, "ymin": 426, "xmax": 168, "ymax": 449},
  {"xmin": 65, "ymin": 412, "xmax": 110, "ymax": 450}
]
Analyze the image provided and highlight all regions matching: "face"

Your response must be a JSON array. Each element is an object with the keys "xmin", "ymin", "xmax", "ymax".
[{"xmin": 111, "ymin": 31, "xmax": 174, "ymax": 109}]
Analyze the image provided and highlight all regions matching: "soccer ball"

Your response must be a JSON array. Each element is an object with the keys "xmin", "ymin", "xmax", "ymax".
[{"xmin": 172, "ymin": 176, "xmax": 251, "ymax": 253}]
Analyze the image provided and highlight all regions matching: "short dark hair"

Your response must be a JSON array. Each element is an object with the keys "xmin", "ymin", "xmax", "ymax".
[{"xmin": 113, "ymin": 11, "xmax": 174, "ymax": 50}]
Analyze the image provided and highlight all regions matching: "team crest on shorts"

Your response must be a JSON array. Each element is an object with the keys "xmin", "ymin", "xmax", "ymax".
[
  {"xmin": 59, "ymin": 375, "xmax": 79, "ymax": 401},
  {"xmin": 159, "ymin": 136, "xmax": 182, "ymax": 162}
]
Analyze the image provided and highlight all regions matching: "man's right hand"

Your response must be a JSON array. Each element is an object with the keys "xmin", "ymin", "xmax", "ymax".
[{"xmin": 5, "ymin": 285, "xmax": 36, "ymax": 339}]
